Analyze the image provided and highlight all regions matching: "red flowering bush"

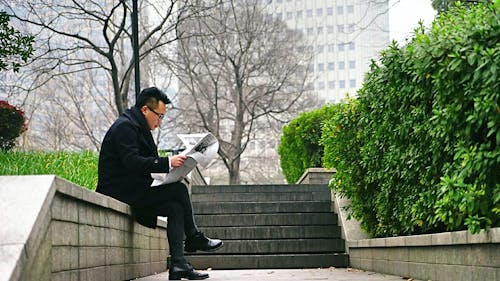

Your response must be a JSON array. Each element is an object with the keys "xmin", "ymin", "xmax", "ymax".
[{"xmin": 0, "ymin": 100, "xmax": 27, "ymax": 151}]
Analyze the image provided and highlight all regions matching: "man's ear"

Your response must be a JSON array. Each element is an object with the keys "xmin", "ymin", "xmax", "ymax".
[{"xmin": 140, "ymin": 105, "xmax": 148, "ymax": 116}]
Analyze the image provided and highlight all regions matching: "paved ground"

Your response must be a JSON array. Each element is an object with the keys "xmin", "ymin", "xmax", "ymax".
[{"xmin": 135, "ymin": 268, "xmax": 415, "ymax": 281}]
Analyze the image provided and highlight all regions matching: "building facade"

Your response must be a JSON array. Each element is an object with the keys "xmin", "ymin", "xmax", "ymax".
[{"xmin": 266, "ymin": 0, "xmax": 390, "ymax": 103}]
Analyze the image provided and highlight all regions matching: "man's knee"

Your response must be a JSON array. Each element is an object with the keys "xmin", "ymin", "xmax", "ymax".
[{"xmin": 169, "ymin": 181, "xmax": 189, "ymax": 196}]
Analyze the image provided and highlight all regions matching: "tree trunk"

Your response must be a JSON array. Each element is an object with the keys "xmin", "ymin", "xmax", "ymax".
[{"xmin": 228, "ymin": 157, "xmax": 241, "ymax": 184}]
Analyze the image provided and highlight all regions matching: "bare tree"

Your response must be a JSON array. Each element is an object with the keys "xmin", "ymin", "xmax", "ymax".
[
  {"xmin": 0, "ymin": 0, "xmax": 218, "ymax": 114},
  {"xmin": 0, "ymin": 0, "xmax": 221, "ymax": 150},
  {"xmin": 170, "ymin": 0, "xmax": 316, "ymax": 184}
]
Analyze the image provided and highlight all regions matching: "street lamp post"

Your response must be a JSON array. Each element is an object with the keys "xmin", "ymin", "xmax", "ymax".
[{"xmin": 131, "ymin": 0, "xmax": 141, "ymax": 101}]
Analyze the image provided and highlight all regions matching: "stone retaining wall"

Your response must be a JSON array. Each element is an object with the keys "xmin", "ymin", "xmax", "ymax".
[
  {"xmin": 348, "ymin": 229, "xmax": 499, "ymax": 281},
  {"xmin": 0, "ymin": 175, "xmax": 168, "ymax": 281},
  {"xmin": 297, "ymin": 168, "xmax": 499, "ymax": 281}
]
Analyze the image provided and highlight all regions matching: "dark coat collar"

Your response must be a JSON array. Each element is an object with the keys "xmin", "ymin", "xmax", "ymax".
[
  {"xmin": 123, "ymin": 107, "xmax": 158, "ymax": 155},
  {"xmin": 123, "ymin": 107, "xmax": 148, "ymax": 132}
]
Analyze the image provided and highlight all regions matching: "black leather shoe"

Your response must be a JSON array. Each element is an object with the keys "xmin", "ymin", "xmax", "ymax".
[
  {"xmin": 169, "ymin": 262, "xmax": 208, "ymax": 280},
  {"xmin": 185, "ymin": 231, "xmax": 223, "ymax": 253}
]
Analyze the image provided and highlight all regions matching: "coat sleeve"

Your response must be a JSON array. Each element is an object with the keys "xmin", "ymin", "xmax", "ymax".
[{"xmin": 112, "ymin": 121, "xmax": 170, "ymax": 174}]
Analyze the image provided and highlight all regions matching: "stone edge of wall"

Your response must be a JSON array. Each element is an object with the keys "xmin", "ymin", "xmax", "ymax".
[
  {"xmin": 296, "ymin": 168, "xmax": 369, "ymax": 246},
  {"xmin": 2, "ymin": 175, "xmax": 167, "ymax": 281},
  {"xmin": 53, "ymin": 176, "xmax": 167, "ymax": 228},
  {"xmin": 348, "ymin": 227, "xmax": 500, "ymax": 248}
]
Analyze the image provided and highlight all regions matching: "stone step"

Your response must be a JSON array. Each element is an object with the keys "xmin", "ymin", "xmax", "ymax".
[
  {"xmin": 194, "ymin": 213, "xmax": 338, "ymax": 227},
  {"xmin": 191, "ymin": 191, "xmax": 331, "ymax": 202},
  {"xmin": 186, "ymin": 238, "xmax": 345, "ymax": 255},
  {"xmin": 199, "ymin": 225, "xmax": 341, "ymax": 239},
  {"xmin": 186, "ymin": 253, "xmax": 349, "ymax": 269},
  {"xmin": 192, "ymin": 201, "xmax": 332, "ymax": 214},
  {"xmin": 191, "ymin": 184, "xmax": 330, "ymax": 194},
  {"xmin": 187, "ymin": 184, "xmax": 347, "ymax": 269}
]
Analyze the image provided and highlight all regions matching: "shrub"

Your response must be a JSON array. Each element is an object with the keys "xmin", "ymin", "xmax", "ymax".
[
  {"xmin": 0, "ymin": 11, "xmax": 34, "ymax": 72},
  {"xmin": 0, "ymin": 100, "xmax": 27, "ymax": 151},
  {"xmin": 278, "ymin": 104, "xmax": 343, "ymax": 183},
  {"xmin": 322, "ymin": 2, "xmax": 499, "ymax": 237}
]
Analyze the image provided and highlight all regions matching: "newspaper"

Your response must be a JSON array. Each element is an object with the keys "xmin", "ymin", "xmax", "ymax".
[{"xmin": 151, "ymin": 133, "xmax": 218, "ymax": 186}]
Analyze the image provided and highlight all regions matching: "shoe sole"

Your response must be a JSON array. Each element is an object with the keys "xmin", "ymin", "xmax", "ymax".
[
  {"xmin": 185, "ymin": 241, "xmax": 224, "ymax": 253},
  {"xmin": 169, "ymin": 273, "xmax": 209, "ymax": 280}
]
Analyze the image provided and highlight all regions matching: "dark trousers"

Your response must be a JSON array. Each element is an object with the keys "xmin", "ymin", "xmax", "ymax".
[{"xmin": 133, "ymin": 181, "xmax": 198, "ymax": 263}]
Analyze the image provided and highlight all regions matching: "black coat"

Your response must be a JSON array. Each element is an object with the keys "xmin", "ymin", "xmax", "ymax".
[{"xmin": 96, "ymin": 106, "xmax": 169, "ymax": 227}]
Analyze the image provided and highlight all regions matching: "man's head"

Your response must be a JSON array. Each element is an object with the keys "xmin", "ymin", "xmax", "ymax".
[{"xmin": 135, "ymin": 87, "xmax": 171, "ymax": 130}]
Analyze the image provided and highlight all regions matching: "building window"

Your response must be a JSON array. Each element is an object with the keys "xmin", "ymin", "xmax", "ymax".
[
  {"xmin": 328, "ymin": 62, "xmax": 335, "ymax": 70},
  {"xmin": 338, "ymin": 43, "xmax": 345, "ymax": 51},
  {"xmin": 276, "ymin": 12, "xmax": 282, "ymax": 20},
  {"xmin": 286, "ymin": 11, "xmax": 293, "ymax": 19},
  {"xmin": 316, "ymin": 8, "xmax": 323, "ymax": 16},
  {"xmin": 296, "ymin": 10, "xmax": 302, "ymax": 18},
  {"xmin": 347, "ymin": 5, "xmax": 354, "ymax": 13},
  {"xmin": 337, "ymin": 6, "xmax": 344, "ymax": 15},
  {"xmin": 337, "ymin": 24, "xmax": 345, "ymax": 33},
  {"xmin": 317, "ymin": 45, "xmax": 324, "ymax": 53},
  {"xmin": 307, "ymin": 27, "xmax": 314, "ymax": 35},
  {"xmin": 349, "ymin": 60, "xmax": 356, "ymax": 69},
  {"xmin": 328, "ymin": 44, "xmax": 335, "ymax": 52},
  {"xmin": 349, "ymin": 79, "xmax": 356, "ymax": 88},
  {"xmin": 328, "ymin": 80, "xmax": 335, "ymax": 89},
  {"xmin": 327, "ymin": 7, "xmax": 333, "ymax": 15},
  {"xmin": 307, "ymin": 63, "xmax": 314, "ymax": 72},
  {"xmin": 327, "ymin": 25, "xmax": 334, "ymax": 34},
  {"xmin": 318, "ymin": 81, "xmax": 325, "ymax": 90},
  {"xmin": 348, "ymin": 24, "xmax": 355, "ymax": 33},
  {"xmin": 349, "ymin": 42, "xmax": 355, "ymax": 50},
  {"xmin": 317, "ymin": 26, "xmax": 323, "ymax": 34},
  {"xmin": 306, "ymin": 9, "xmax": 313, "ymax": 17},
  {"xmin": 338, "ymin": 61, "xmax": 345, "ymax": 70},
  {"xmin": 339, "ymin": 80, "xmax": 346, "ymax": 88},
  {"xmin": 317, "ymin": 63, "xmax": 324, "ymax": 71}
]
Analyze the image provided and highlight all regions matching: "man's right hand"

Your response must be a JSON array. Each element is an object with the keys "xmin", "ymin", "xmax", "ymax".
[{"xmin": 171, "ymin": 155, "xmax": 187, "ymax": 168}]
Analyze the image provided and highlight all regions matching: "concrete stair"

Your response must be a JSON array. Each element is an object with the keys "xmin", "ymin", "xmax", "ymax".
[{"xmin": 187, "ymin": 184, "xmax": 349, "ymax": 269}]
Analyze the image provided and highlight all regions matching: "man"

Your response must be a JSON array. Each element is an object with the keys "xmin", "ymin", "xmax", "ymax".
[{"xmin": 97, "ymin": 87, "xmax": 222, "ymax": 280}]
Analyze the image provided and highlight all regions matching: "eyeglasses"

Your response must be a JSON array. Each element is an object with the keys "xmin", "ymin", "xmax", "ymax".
[{"xmin": 147, "ymin": 106, "xmax": 165, "ymax": 120}]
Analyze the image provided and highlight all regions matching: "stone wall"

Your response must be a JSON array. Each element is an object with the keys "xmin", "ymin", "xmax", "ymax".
[
  {"xmin": 0, "ymin": 175, "xmax": 168, "ymax": 281},
  {"xmin": 348, "ymin": 229, "xmax": 499, "ymax": 281},
  {"xmin": 296, "ymin": 168, "xmax": 336, "ymax": 185},
  {"xmin": 297, "ymin": 168, "xmax": 499, "ymax": 281}
]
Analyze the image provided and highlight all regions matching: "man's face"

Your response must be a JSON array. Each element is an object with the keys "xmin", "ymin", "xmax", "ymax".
[{"xmin": 141, "ymin": 101, "xmax": 166, "ymax": 131}]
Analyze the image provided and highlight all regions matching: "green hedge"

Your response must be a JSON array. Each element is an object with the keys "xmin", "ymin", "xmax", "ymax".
[
  {"xmin": 0, "ymin": 151, "xmax": 98, "ymax": 190},
  {"xmin": 278, "ymin": 104, "xmax": 343, "ymax": 183},
  {"xmin": 322, "ymin": 2, "xmax": 500, "ymax": 237}
]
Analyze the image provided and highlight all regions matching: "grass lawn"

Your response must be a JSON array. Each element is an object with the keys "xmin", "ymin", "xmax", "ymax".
[{"xmin": 0, "ymin": 151, "xmax": 98, "ymax": 190}]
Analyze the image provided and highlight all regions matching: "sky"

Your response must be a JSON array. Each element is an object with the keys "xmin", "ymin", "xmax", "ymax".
[{"xmin": 389, "ymin": 0, "xmax": 437, "ymax": 44}]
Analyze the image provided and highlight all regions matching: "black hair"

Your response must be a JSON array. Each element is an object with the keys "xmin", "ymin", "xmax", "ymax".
[{"xmin": 134, "ymin": 87, "xmax": 171, "ymax": 109}]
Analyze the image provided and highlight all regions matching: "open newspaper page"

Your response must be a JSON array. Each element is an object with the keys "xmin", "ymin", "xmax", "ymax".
[{"xmin": 151, "ymin": 133, "xmax": 218, "ymax": 186}]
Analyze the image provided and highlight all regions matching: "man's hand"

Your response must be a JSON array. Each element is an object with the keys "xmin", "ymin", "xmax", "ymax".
[{"xmin": 171, "ymin": 155, "xmax": 187, "ymax": 168}]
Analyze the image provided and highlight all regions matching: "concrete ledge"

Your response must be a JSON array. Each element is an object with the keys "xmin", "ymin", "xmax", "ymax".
[
  {"xmin": 296, "ymin": 168, "xmax": 369, "ymax": 246},
  {"xmin": 296, "ymin": 168, "xmax": 336, "ymax": 185},
  {"xmin": 0, "ymin": 175, "xmax": 168, "ymax": 281},
  {"xmin": 348, "ymin": 228, "xmax": 500, "ymax": 248},
  {"xmin": 348, "ymin": 228, "xmax": 499, "ymax": 281}
]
